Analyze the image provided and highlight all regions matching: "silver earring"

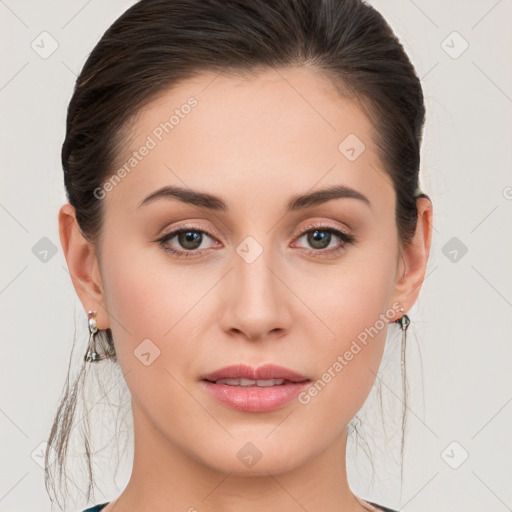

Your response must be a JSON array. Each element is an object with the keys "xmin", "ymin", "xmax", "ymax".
[
  {"xmin": 395, "ymin": 306, "xmax": 410, "ymax": 370},
  {"xmin": 84, "ymin": 310, "xmax": 107, "ymax": 363}
]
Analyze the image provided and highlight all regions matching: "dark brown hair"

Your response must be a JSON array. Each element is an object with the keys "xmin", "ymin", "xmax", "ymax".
[{"xmin": 47, "ymin": 0, "xmax": 429, "ymax": 508}]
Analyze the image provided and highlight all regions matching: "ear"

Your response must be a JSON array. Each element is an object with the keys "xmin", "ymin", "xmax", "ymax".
[
  {"xmin": 391, "ymin": 196, "xmax": 433, "ymax": 318},
  {"xmin": 58, "ymin": 203, "xmax": 109, "ymax": 329}
]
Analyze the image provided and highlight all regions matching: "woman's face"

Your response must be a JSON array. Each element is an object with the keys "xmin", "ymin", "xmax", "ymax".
[{"xmin": 68, "ymin": 66, "xmax": 428, "ymax": 476}]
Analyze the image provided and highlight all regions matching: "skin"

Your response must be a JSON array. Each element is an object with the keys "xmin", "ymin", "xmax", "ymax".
[{"xmin": 59, "ymin": 66, "xmax": 432, "ymax": 512}]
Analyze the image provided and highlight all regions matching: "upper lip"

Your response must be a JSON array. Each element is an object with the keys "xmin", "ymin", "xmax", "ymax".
[{"xmin": 201, "ymin": 364, "xmax": 310, "ymax": 383}]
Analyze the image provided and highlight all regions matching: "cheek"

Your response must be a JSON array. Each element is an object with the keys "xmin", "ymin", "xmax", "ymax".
[
  {"xmin": 295, "ymin": 245, "xmax": 398, "ymax": 418},
  {"xmin": 99, "ymin": 247, "xmax": 202, "ymax": 421},
  {"xmin": 298, "ymin": 290, "xmax": 392, "ymax": 429},
  {"xmin": 298, "ymin": 242, "xmax": 397, "ymax": 342},
  {"xmin": 99, "ymin": 241, "xmax": 218, "ymax": 371}
]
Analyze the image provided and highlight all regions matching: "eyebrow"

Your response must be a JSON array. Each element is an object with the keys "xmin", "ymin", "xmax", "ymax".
[{"xmin": 138, "ymin": 184, "xmax": 371, "ymax": 211}]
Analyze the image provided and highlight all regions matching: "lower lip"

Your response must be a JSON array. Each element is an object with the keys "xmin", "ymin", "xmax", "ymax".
[{"xmin": 200, "ymin": 380, "xmax": 310, "ymax": 412}]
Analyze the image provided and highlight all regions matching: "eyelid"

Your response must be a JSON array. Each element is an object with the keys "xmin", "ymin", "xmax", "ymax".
[
  {"xmin": 294, "ymin": 221, "xmax": 356, "ymax": 242},
  {"xmin": 158, "ymin": 221, "xmax": 220, "ymax": 241}
]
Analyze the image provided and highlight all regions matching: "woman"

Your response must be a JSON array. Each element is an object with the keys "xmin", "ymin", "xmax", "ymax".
[{"xmin": 47, "ymin": 0, "xmax": 433, "ymax": 510}]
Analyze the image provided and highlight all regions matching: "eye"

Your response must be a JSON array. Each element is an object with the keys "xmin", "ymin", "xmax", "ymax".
[
  {"xmin": 156, "ymin": 222, "xmax": 356, "ymax": 260},
  {"xmin": 157, "ymin": 225, "xmax": 219, "ymax": 259},
  {"xmin": 292, "ymin": 223, "xmax": 356, "ymax": 258}
]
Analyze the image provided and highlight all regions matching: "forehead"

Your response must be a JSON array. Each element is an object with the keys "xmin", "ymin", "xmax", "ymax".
[{"xmin": 104, "ymin": 66, "xmax": 392, "ymax": 216}]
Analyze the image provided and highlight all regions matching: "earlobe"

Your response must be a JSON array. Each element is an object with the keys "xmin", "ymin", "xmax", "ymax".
[
  {"xmin": 391, "ymin": 197, "xmax": 434, "ymax": 314},
  {"xmin": 58, "ymin": 203, "xmax": 108, "ymax": 328}
]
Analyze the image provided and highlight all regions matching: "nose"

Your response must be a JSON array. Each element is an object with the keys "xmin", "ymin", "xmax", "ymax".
[{"xmin": 219, "ymin": 239, "xmax": 293, "ymax": 342}]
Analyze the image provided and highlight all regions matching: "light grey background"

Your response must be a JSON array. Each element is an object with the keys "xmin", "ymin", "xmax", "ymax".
[{"xmin": 1, "ymin": 1, "xmax": 511, "ymax": 511}]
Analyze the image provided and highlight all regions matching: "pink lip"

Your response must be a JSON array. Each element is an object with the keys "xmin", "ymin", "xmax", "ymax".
[
  {"xmin": 200, "ymin": 363, "xmax": 309, "ymax": 383},
  {"xmin": 199, "ymin": 364, "xmax": 310, "ymax": 413},
  {"xmin": 200, "ymin": 380, "xmax": 310, "ymax": 412}
]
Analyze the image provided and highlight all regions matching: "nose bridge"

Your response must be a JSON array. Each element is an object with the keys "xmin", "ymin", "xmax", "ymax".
[{"xmin": 221, "ymin": 232, "xmax": 290, "ymax": 340}]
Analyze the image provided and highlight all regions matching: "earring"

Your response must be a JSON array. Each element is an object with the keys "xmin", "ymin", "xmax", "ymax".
[
  {"xmin": 394, "ymin": 306, "xmax": 410, "ymax": 370},
  {"xmin": 84, "ymin": 310, "xmax": 107, "ymax": 363}
]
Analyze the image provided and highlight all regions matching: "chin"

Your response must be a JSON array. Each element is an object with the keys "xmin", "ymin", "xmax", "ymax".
[{"xmin": 191, "ymin": 436, "xmax": 313, "ymax": 477}]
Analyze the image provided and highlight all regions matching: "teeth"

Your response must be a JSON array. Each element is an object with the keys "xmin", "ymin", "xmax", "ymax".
[{"xmin": 215, "ymin": 378, "xmax": 286, "ymax": 387}]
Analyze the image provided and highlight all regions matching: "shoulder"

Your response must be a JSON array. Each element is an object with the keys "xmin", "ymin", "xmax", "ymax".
[{"xmin": 82, "ymin": 503, "xmax": 109, "ymax": 512}]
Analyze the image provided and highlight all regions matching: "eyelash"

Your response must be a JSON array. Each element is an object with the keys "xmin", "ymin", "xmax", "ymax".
[{"xmin": 157, "ymin": 223, "xmax": 356, "ymax": 259}]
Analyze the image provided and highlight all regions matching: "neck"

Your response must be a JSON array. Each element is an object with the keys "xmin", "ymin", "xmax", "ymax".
[{"xmin": 110, "ymin": 401, "xmax": 373, "ymax": 512}]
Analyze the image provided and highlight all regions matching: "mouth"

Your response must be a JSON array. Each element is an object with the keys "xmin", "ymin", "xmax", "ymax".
[{"xmin": 199, "ymin": 364, "xmax": 311, "ymax": 412}]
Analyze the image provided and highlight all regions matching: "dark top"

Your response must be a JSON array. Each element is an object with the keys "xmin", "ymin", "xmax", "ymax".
[{"xmin": 83, "ymin": 500, "xmax": 399, "ymax": 511}]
